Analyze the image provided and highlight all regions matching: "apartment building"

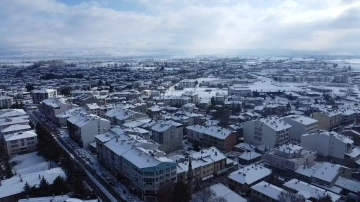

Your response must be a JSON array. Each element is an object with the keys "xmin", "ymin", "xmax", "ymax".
[
  {"xmin": 99, "ymin": 133, "xmax": 177, "ymax": 202},
  {"xmin": 31, "ymin": 89, "xmax": 57, "ymax": 104},
  {"xmin": 228, "ymin": 164, "xmax": 272, "ymax": 194},
  {"xmin": 163, "ymin": 96, "xmax": 190, "ymax": 107},
  {"xmin": 0, "ymin": 96, "xmax": 13, "ymax": 108},
  {"xmin": 228, "ymin": 85, "xmax": 252, "ymax": 97},
  {"xmin": 175, "ymin": 147, "xmax": 228, "ymax": 184},
  {"xmin": 301, "ymin": 130, "xmax": 353, "ymax": 160},
  {"xmin": 312, "ymin": 111, "xmax": 342, "ymax": 130},
  {"xmin": 55, "ymin": 107, "xmax": 87, "ymax": 127},
  {"xmin": 282, "ymin": 115, "xmax": 318, "ymax": 141},
  {"xmin": 151, "ymin": 120, "xmax": 183, "ymax": 153},
  {"xmin": 187, "ymin": 125, "xmax": 237, "ymax": 152},
  {"xmin": 182, "ymin": 91, "xmax": 199, "ymax": 104},
  {"xmin": 264, "ymin": 144, "xmax": 316, "ymax": 172},
  {"xmin": 85, "ymin": 103, "xmax": 101, "ymax": 116},
  {"xmin": 4, "ymin": 130, "xmax": 37, "ymax": 156},
  {"xmin": 40, "ymin": 98, "xmax": 76, "ymax": 122},
  {"xmin": 179, "ymin": 79, "xmax": 196, "ymax": 88},
  {"xmin": 67, "ymin": 113, "xmax": 110, "ymax": 148},
  {"xmin": 243, "ymin": 117, "xmax": 292, "ymax": 148}
]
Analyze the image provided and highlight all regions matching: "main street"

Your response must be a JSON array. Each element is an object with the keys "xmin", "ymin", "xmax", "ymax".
[{"xmin": 29, "ymin": 110, "xmax": 126, "ymax": 202}]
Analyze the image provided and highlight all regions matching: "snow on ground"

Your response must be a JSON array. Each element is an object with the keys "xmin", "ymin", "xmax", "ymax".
[{"xmin": 10, "ymin": 152, "xmax": 52, "ymax": 175}]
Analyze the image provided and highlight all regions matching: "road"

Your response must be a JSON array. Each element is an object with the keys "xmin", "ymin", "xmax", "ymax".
[{"xmin": 29, "ymin": 110, "xmax": 125, "ymax": 202}]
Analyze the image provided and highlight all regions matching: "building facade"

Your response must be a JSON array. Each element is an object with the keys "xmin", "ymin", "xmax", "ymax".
[
  {"xmin": 151, "ymin": 120, "xmax": 183, "ymax": 153},
  {"xmin": 312, "ymin": 111, "xmax": 342, "ymax": 130},
  {"xmin": 243, "ymin": 117, "xmax": 292, "ymax": 148},
  {"xmin": 282, "ymin": 115, "xmax": 318, "ymax": 141},
  {"xmin": 4, "ymin": 130, "xmax": 37, "ymax": 156},
  {"xmin": 31, "ymin": 89, "xmax": 57, "ymax": 104}
]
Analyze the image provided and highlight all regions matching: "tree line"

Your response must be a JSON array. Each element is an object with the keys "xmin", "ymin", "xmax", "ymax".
[{"xmin": 32, "ymin": 125, "xmax": 96, "ymax": 199}]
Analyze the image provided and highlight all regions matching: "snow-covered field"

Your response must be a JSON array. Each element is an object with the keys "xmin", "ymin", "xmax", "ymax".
[{"xmin": 10, "ymin": 152, "xmax": 53, "ymax": 175}]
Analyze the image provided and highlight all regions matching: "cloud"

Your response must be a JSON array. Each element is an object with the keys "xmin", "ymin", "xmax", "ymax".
[{"xmin": 0, "ymin": 0, "xmax": 359, "ymax": 56}]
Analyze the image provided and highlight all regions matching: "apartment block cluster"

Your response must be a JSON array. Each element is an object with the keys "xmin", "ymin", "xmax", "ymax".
[{"xmin": 2, "ymin": 57, "xmax": 360, "ymax": 202}]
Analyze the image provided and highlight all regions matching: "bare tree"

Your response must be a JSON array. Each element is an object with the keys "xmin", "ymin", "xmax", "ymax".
[
  {"xmin": 278, "ymin": 191, "xmax": 306, "ymax": 202},
  {"xmin": 192, "ymin": 188, "xmax": 228, "ymax": 202}
]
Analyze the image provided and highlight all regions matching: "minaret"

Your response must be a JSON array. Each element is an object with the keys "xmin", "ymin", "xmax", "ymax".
[{"xmin": 187, "ymin": 157, "xmax": 194, "ymax": 196}]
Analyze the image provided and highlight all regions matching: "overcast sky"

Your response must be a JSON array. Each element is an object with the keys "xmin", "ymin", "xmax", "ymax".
[{"xmin": 1, "ymin": 0, "xmax": 359, "ymax": 55}]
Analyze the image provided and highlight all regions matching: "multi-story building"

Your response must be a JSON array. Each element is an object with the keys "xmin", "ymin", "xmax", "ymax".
[
  {"xmin": 31, "ymin": 89, "xmax": 57, "ymax": 104},
  {"xmin": 264, "ymin": 144, "xmax": 316, "ymax": 172},
  {"xmin": 40, "ymin": 98, "xmax": 76, "ymax": 122},
  {"xmin": 99, "ymin": 132, "xmax": 177, "ymax": 202},
  {"xmin": 312, "ymin": 111, "xmax": 342, "ymax": 130},
  {"xmin": 187, "ymin": 125, "xmax": 237, "ymax": 152},
  {"xmin": 55, "ymin": 107, "xmax": 87, "ymax": 127},
  {"xmin": 163, "ymin": 96, "xmax": 191, "ymax": 107},
  {"xmin": 175, "ymin": 147, "xmax": 228, "ymax": 184},
  {"xmin": 228, "ymin": 164, "xmax": 272, "ymax": 194},
  {"xmin": 282, "ymin": 115, "xmax": 318, "ymax": 141},
  {"xmin": 67, "ymin": 113, "xmax": 110, "ymax": 147},
  {"xmin": 243, "ymin": 117, "xmax": 292, "ymax": 148},
  {"xmin": 4, "ymin": 130, "xmax": 37, "ymax": 156},
  {"xmin": 301, "ymin": 130, "xmax": 353, "ymax": 160},
  {"xmin": 151, "ymin": 120, "xmax": 183, "ymax": 153},
  {"xmin": 179, "ymin": 79, "xmax": 196, "ymax": 88},
  {"xmin": 182, "ymin": 91, "xmax": 199, "ymax": 104},
  {"xmin": 228, "ymin": 85, "xmax": 252, "ymax": 97},
  {"xmin": 0, "ymin": 96, "xmax": 13, "ymax": 109},
  {"xmin": 85, "ymin": 103, "xmax": 101, "ymax": 116}
]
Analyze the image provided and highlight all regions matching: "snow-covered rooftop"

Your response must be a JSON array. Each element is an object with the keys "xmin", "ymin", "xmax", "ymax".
[
  {"xmin": 284, "ymin": 179, "xmax": 341, "ymax": 201},
  {"xmin": 4, "ymin": 130, "xmax": 37, "ymax": 142},
  {"xmin": 0, "ymin": 167, "xmax": 66, "ymax": 198},
  {"xmin": 209, "ymin": 183, "xmax": 247, "ymax": 202},
  {"xmin": 0, "ymin": 109, "xmax": 27, "ymax": 118},
  {"xmin": 259, "ymin": 117, "xmax": 292, "ymax": 131},
  {"xmin": 151, "ymin": 120, "xmax": 182, "ymax": 132},
  {"xmin": 203, "ymin": 126, "xmax": 233, "ymax": 140},
  {"xmin": 1, "ymin": 124, "xmax": 31, "ymax": 133},
  {"xmin": 283, "ymin": 115, "xmax": 318, "ymax": 125},
  {"xmin": 251, "ymin": 181, "xmax": 283, "ymax": 201},
  {"xmin": 228, "ymin": 164, "xmax": 272, "ymax": 185},
  {"xmin": 312, "ymin": 162, "xmax": 342, "ymax": 183}
]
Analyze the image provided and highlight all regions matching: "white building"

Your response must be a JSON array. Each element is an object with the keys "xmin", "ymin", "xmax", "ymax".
[
  {"xmin": 31, "ymin": 89, "xmax": 57, "ymax": 104},
  {"xmin": 301, "ymin": 130, "xmax": 353, "ymax": 160},
  {"xmin": 99, "ymin": 132, "xmax": 177, "ymax": 201},
  {"xmin": 151, "ymin": 120, "xmax": 183, "ymax": 153},
  {"xmin": 228, "ymin": 85, "xmax": 252, "ymax": 97},
  {"xmin": 243, "ymin": 117, "xmax": 292, "ymax": 148},
  {"xmin": 282, "ymin": 115, "xmax": 318, "ymax": 141},
  {"xmin": 67, "ymin": 113, "xmax": 110, "ymax": 148},
  {"xmin": 264, "ymin": 144, "xmax": 316, "ymax": 171},
  {"xmin": 163, "ymin": 96, "xmax": 191, "ymax": 107},
  {"xmin": 55, "ymin": 107, "xmax": 87, "ymax": 128},
  {"xmin": 179, "ymin": 79, "xmax": 196, "ymax": 88},
  {"xmin": 0, "ymin": 96, "xmax": 13, "ymax": 108},
  {"xmin": 4, "ymin": 130, "xmax": 37, "ymax": 156}
]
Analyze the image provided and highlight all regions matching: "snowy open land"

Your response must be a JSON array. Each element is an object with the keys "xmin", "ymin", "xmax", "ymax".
[{"xmin": 10, "ymin": 152, "xmax": 54, "ymax": 175}]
